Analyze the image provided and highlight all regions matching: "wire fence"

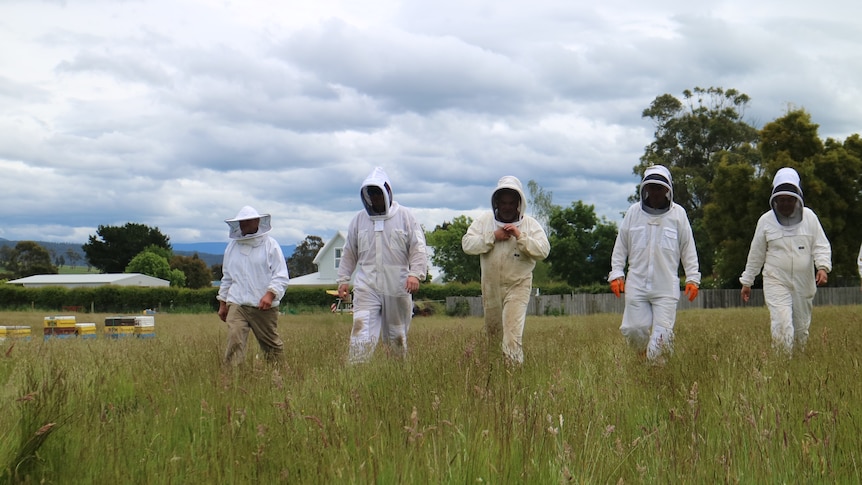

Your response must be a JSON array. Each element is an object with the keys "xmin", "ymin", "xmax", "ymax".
[{"xmin": 445, "ymin": 286, "xmax": 862, "ymax": 317}]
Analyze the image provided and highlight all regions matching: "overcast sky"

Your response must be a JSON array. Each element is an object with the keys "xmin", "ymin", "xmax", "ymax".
[{"xmin": 2, "ymin": 0, "xmax": 861, "ymax": 247}]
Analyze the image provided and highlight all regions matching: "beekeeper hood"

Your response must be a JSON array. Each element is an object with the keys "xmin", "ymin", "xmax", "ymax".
[
  {"xmin": 360, "ymin": 166, "xmax": 397, "ymax": 220},
  {"xmin": 770, "ymin": 167, "xmax": 804, "ymax": 226},
  {"xmin": 225, "ymin": 206, "xmax": 272, "ymax": 240},
  {"xmin": 492, "ymin": 175, "xmax": 527, "ymax": 225},
  {"xmin": 640, "ymin": 165, "xmax": 673, "ymax": 215}
]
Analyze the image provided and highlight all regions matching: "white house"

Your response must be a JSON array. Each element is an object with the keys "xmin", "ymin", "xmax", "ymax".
[
  {"xmin": 288, "ymin": 231, "xmax": 444, "ymax": 287},
  {"xmin": 7, "ymin": 273, "xmax": 170, "ymax": 288},
  {"xmin": 288, "ymin": 231, "xmax": 347, "ymax": 287}
]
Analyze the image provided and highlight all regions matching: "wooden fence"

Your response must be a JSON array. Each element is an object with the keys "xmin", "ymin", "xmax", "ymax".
[{"xmin": 445, "ymin": 287, "xmax": 862, "ymax": 317}]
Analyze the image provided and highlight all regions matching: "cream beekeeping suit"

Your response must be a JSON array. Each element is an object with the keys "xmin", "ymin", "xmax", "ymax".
[
  {"xmin": 740, "ymin": 167, "xmax": 831, "ymax": 354},
  {"xmin": 609, "ymin": 165, "xmax": 700, "ymax": 363},
  {"xmin": 337, "ymin": 167, "xmax": 428, "ymax": 363},
  {"xmin": 462, "ymin": 175, "xmax": 550, "ymax": 364}
]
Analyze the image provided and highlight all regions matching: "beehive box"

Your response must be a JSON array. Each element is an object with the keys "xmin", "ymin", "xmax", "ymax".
[
  {"xmin": 44, "ymin": 315, "xmax": 77, "ymax": 328},
  {"xmin": 1, "ymin": 326, "xmax": 32, "ymax": 341},
  {"xmin": 44, "ymin": 326, "xmax": 77, "ymax": 339},
  {"xmin": 134, "ymin": 315, "xmax": 156, "ymax": 338},
  {"xmin": 75, "ymin": 323, "xmax": 97, "ymax": 339},
  {"xmin": 104, "ymin": 326, "xmax": 135, "ymax": 338},
  {"xmin": 105, "ymin": 316, "xmax": 136, "ymax": 327}
]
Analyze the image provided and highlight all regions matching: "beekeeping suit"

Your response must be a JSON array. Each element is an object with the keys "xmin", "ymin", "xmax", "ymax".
[
  {"xmin": 218, "ymin": 206, "xmax": 290, "ymax": 365},
  {"xmin": 609, "ymin": 165, "xmax": 701, "ymax": 363},
  {"xmin": 337, "ymin": 167, "xmax": 428, "ymax": 363},
  {"xmin": 740, "ymin": 167, "xmax": 831, "ymax": 353},
  {"xmin": 462, "ymin": 176, "xmax": 550, "ymax": 364}
]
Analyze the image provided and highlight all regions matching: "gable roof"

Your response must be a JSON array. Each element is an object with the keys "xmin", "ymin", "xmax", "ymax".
[{"xmin": 312, "ymin": 231, "xmax": 346, "ymax": 265}]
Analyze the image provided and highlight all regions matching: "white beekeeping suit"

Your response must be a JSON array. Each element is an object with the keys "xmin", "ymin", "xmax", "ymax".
[
  {"xmin": 462, "ymin": 175, "xmax": 550, "ymax": 364},
  {"xmin": 740, "ymin": 167, "xmax": 831, "ymax": 354},
  {"xmin": 337, "ymin": 167, "xmax": 427, "ymax": 363},
  {"xmin": 609, "ymin": 165, "xmax": 700, "ymax": 363}
]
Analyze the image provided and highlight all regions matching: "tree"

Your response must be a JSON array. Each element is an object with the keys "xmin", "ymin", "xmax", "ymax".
[
  {"xmin": 65, "ymin": 248, "xmax": 81, "ymax": 266},
  {"xmin": 527, "ymin": 179, "xmax": 554, "ymax": 234},
  {"xmin": 125, "ymin": 249, "xmax": 188, "ymax": 287},
  {"xmin": 125, "ymin": 251, "xmax": 172, "ymax": 280},
  {"xmin": 425, "ymin": 215, "xmax": 480, "ymax": 283},
  {"xmin": 546, "ymin": 202, "xmax": 617, "ymax": 286},
  {"xmin": 758, "ymin": 109, "xmax": 862, "ymax": 283},
  {"xmin": 171, "ymin": 254, "xmax": 214, "ymax": 289},
  {"xmin": 83, "ymin": 223, "xmax": 171, "ymax": 273},
  {"xmin": 6, "ymin": 241, "xmax": 59, "ymax": 278},
  {"xmin": 702, "ymin": 151, "xmax": 764, "ymax": 286},
  {"xmin": 637, "ymin": 87, "xmax": 760, "ymax": 277},
  {"xmin": 287, "ymin": 235, "xmax": 325, "ymax": 277}
]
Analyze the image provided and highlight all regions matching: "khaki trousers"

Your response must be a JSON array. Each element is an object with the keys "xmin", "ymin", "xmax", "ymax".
[{"xmin": 224, "ymin": 304, "xmax": 283, "ymax": 365}]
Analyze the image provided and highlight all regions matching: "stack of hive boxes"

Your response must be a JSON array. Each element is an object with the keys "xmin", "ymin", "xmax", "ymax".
[
  {"xmin": 134, "ymin": 315, "xmax": 156, "ymax": 338},
  {"xmin": 0, "ymin": 326, "xmax": 32, "ymax": 341},
  {"xmin": 104, "ymin": 315, "xmax": 156, "ymax": 338},
  {"xmin": 44, "ymin": 315, "xmax": 77, "ymax": 339}
]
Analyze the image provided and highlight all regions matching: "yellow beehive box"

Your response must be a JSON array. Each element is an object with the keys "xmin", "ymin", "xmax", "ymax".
[
  {"xmin": 44, "ymin": 315, "xmax": 77, "ymax": 328},
  {"xmin": 105, "ymin": 325, "xmax": 135, "ymax": 338},
  {"xmin": 1, "ymin": 326, "xmax": 32, "ymax": 341},
  {"xmin": 76, "ymin": 323, "xmax": 97, "ymax": 339}
]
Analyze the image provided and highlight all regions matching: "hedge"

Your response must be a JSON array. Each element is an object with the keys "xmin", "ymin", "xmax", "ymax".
[{"xmin": 0, "ymin": 280, "xmax": 592, "ymax": 313}]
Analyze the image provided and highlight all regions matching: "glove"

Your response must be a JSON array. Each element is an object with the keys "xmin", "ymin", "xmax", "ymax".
[
  {"xmin": 610, "ymin": 279, "xmax": 625, "ymax": 298},
  {"xmin": 685, "ymin": 282, "xmax": 699, "ymax": 302}
]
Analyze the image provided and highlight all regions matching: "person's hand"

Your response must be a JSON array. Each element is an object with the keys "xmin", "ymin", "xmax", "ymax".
[
  {"xmin": 815, "ymin": 269, "xmax": 828, "ymax": 286},
  {"xmin": 405, "ymin": 275, "xmax": 420, "ymax": 294},
  {"xmin": 741, "ymin": 285, "xmax": 751, "ymax": 302},
  {"xmin": 258, "ymin": 291, "xmax": 275, "ymax": 310},
  {"xmin": 610, "ymin": 278, "xmax": 625, "ymax": 298},
  {"xmin": 502, "ymin": 224, "xmax": 521, "ymax": 239},
  {"xmin": 493, "ymin": 227, "xmax": 511, "ymax": 241},
  {"xmin": 685, "ymin": 282, "xmax": 699, "ymax": 302},
  {"xmin": 337, "ymin": 283, "xmax": 350, "ymax": 299},
  {"xmin": 217, "ymin": 301, "xmax": 228, "ymax": 322}
]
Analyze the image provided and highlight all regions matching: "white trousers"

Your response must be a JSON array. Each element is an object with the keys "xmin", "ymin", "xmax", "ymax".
[
  {"xmin": 763, "ymin": 279, "xmax": 813, "ymax": 354},
  {"xmin": 348, "ymin": 288, "xmax": 413, "ymax": 364},
  {"xmin": 619, "ymin": 294, "xmax": 678, "ymax": 362}
]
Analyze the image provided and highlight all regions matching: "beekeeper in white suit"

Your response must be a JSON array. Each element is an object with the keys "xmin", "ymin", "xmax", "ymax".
[
  {"xmin": 462, "ymin": 175, "xmax": 550, "ymax": 365},
  {"xmin": 609, "ymin": 165, "xmax": 701, "ymax": 364},
  {"xmin": 337, "ymin": 167, "xmax": 427, "ymax": 363},
  {"xmin": 740, "ymin": 167, "xmax": 831, "ymax": 354}
]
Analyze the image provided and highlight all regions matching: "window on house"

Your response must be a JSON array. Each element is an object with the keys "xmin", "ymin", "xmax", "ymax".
[{"xmin": 334, "ymin": 248, "xmax": 342, "ymax": 269}]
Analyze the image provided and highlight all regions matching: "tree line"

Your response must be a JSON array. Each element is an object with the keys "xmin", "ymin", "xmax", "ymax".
[{"xmin": 0, "ymin": 223, "xmax": 326, "ymax": 290}]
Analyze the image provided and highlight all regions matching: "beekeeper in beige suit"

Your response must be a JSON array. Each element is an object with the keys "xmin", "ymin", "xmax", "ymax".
[{"xmin": 462, "ymin": 176, "xmax": 550, "ymax": 365}]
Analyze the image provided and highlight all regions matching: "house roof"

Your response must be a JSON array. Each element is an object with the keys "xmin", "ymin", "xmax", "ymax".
[
  {"xmin": 7, "ymin": 273, "xmax": 170, "ymax": 286},
  {"xmin": 312, "ymin": 231, "xmax": 346, "ymax": 265},
  {"xmin": 288, "ymin": 272, "xmax": 334, "ymax": 286}
]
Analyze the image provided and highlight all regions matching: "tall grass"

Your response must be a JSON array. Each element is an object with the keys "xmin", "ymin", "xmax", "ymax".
[{"xmin": 1, "ymin": 306, "xmax": 861, "ymax": 483}]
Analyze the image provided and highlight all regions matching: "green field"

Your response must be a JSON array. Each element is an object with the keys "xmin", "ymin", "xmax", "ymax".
[{"xmin": 1, "ymin": 307, "xmax": 861, "ymax": 483}]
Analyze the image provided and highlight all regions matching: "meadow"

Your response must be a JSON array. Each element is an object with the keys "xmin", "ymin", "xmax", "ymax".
[{"xmin": 1, "ymin": 306, "xmax": 861, "ymax": 484}]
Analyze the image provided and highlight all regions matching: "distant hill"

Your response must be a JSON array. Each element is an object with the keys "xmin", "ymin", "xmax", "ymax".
[{"xmin": 0, "ymin": 240, "xmax": 295, "ymax": 268}]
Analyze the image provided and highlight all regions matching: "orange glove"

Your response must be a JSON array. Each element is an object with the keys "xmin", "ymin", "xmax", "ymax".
[
  {"xmin": 610, "ymin": 278, "xmax": 625, "ymax": 298},
  {"xmin": 685, "ymin": 282, "xmax": 699, "ymax": 302}
]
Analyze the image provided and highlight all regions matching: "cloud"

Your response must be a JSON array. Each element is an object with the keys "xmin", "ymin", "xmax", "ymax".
[{"xmin": 0, "ymin": 0, "xmax": 860, "ymax": 249}]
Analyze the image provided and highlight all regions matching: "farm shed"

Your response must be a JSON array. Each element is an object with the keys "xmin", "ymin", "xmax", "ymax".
[{"xmin": 7, "ymin": 273, "xmax": 170, "ymax": 288}]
